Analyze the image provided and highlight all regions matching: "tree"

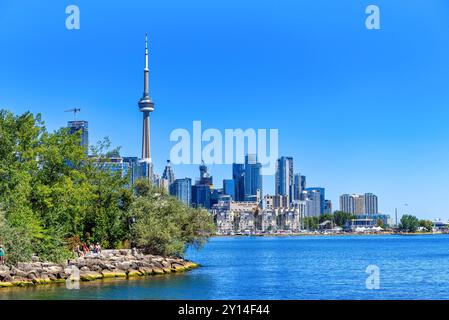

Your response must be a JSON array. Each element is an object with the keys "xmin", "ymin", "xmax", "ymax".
[
  {"xmin": 303, "ymin": 216, "xmax": 319, "ymax": 230},
  {"xmin": 419, "ymin": 220, "xmax": 433, "ymax": 233},
  {"xmin": 0, "ymin": 110, "xmax": 132, "ymax": 262},
  {"xmin": 128, "ymin": 187, "xmax": 215, "ymax": 257},
  {"xmin": 399, "ymin": 215, "xmax": 419, "ymax": 233},
  {"xmin": 0, "ymin": 110, "xmax": 72, "ymax": 263},
  {"xmin": 376, "ymin": 219, "xmax": 384, "ymax": 228},
  {"xmin": 333, "ymin": 211, "xmax": 355, "ymax": 227}
]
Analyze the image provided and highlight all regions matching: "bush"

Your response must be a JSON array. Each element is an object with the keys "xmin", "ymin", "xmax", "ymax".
[{"xmin": 128, "ymin": 182, "xmax": 215, "ymax": 257}]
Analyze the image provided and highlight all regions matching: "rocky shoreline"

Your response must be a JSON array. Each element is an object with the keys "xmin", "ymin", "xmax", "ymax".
[{"xmin": 0, "ymin": 249, "xmax": 198, "ymax": 288}]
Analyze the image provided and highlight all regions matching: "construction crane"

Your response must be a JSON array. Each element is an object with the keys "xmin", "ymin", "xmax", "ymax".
[{"xmin": 65, "ymin": 108, "xmax": 81, "ymax": 121}]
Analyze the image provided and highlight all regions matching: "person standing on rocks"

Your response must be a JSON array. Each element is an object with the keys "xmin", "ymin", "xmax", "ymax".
[{"xmin": 0, "ymin": 244, "xmax": 5, "ymax": 265}]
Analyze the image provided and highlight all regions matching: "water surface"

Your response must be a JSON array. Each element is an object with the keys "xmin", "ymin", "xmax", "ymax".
[{"xmin": 1, "ymin": 235, "xmax": 448, "ymax": 299}]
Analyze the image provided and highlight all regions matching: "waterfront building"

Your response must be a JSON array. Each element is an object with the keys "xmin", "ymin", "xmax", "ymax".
[
  {"xmin": 339, "ymin": 194, "xmax": 353, "ymax": 213},
  {"xmin": 278, "ymin": 208, "xmax": 301, "ymax": 231},
  {"xmin": 364, "ymin": 193, "xmax": 378, "ymax": 214},
  {"xmin": 265, "ymin": 194, "xmax": 289, "ymax": 209},
  {"xmin": 258, "ymin": 210, "xmax": 277, "ymax": 232},
  {"xmin": 68, "ymin": 120, "xmax": 89, "ymax": 152},
  {"xmin": 232, "ymin": 163, "xmax": 245, "ymax": 202},
  {"xmin": 170, "ymin": 178, "xmax": 192, "ymax": 206},
  {"xmin": 275, "ymin": 156, "xmax": 294, "ymax": 202},
  {"xmin": 339, "ymin": 193, "xmax": 379, "ymax": 215},
  {"xmin": 214, "ymin": 208, "xmax": 235, "ymax": 235},
  {"xmin": 354, "ymin": 214, "xmax": 389, "ymax": 227},
  {"xmin": 244, "ymin": 154, "xmax": 263, "ymax": 203}
]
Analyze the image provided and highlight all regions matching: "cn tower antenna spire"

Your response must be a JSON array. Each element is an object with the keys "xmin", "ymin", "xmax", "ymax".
[
  {"xmin": 138, "ymin": 32, "xmax": 155, "ymax": 162},
  {"xmin": 145, "ymin": 32, "xmax": 149, "ymax": 71}
]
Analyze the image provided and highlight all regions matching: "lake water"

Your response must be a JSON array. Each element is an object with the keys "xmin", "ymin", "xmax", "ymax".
[{"xmin": 1, "ymin": 235, "xmax": 449, "ymax": 300}]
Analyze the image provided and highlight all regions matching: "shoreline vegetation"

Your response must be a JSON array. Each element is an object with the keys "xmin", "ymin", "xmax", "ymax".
[{"xmin": 0, "ymin": 110, "xmax": 215, "ymax": 289}]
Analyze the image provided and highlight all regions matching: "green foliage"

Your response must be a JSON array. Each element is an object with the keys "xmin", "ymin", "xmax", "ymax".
[
  {"xmin": 399, "ymin": 214, "xmax": 420, "ymax": 233},
  {"xmin": 0, "ymin": 210, "xmax": 35, "ymax": 265},
  {"xmin": 303, "ymin": 216, "xmax": 319, "ymax": 230},
  {"xmin": 0, "ymin": 109, "xmax": 214, "ymax": 264},
  {"xmin": 128, "ymin": 181, "xmax": 215, "ymax": 257},
  {"xmin": 302, "ymin": 212, "xmax": 355, "ymax": 230},
  {"xmin": 419, "ymin": 220, "xmax": 433, "ymax": 233},
  {"xmin": 333, "ymin": 211, "xmax": 356, "ymax": 227}
]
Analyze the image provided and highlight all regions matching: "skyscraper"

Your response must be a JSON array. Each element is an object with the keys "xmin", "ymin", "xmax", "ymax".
[
  {"xmin": 275, "ymin": 156, "xmax": 294, "ymax": 202},
  {"xmin": 340, "ymin": 194, "xmax": 354, "ymax": 213},
  {"xmin": 192, "ymin": 185, "xmax": 212, "ymax": 209},
  {"xmin": 304, "ymin": 189, "xmax": 322, "ymax": 217},
  {"xmin": 339, "ymin": 193, "xmax": 378, "ymax": 214},
  {"xmin": 170, "ymin": 178, "xmax": 192, "ymax": 206},
  {"xmin": 136, "ymin": 33, "xmax": 155, "ymax": 183},
  {"xmin": 324, "ymin": 200, "xmax": 332, "ymax": 214},
  {"xmin": 198, "ymin": 160, "xmax": 213, "ymax": 186},
  {"xmin": 223, "ymin": 179, "xmax": 235, "ymax": 200},
  {"xmin": 244, "ymin": 154, "xmax": 263, "ymax": 202},
  {"xmin": 293, "ymin": 173, "xmax": 302, "ymax": 201},
  {"xmin": 232, "ymin": 163, "xmax": 245, "ymax": 201},
  {"xmin": 68, "ymin": 120, "xmax": 88, "ymax": 152},
  {"xmin": 162, "ymin": 160, "xmax": 175, "ymax": 185},
  {"xmin": 192, "ymin": 161, "xmax": 212, "ymax": 209},
  {"xmin": 364, "ymin": 193, "xmax": 378, "ymax": 214},
  {"xmin": 305, "ymin": 187, "xmax": 325, "ymax": 215}
]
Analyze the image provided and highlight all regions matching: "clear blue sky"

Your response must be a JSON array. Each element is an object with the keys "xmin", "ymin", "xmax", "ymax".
[{"xmin": 1, "ymin": 0, "xmax": 449, "ymax": 219}]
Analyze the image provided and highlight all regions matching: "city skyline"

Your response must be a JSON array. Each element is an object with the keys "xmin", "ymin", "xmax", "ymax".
[{"xmin": 1, "ymin": 1, "xmax": 449, "ymax": 219}]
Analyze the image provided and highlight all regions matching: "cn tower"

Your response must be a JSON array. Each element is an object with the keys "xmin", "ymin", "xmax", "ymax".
[{"xmin": 138, "ymin": 33, "xmax": 154, "ymax": 162}]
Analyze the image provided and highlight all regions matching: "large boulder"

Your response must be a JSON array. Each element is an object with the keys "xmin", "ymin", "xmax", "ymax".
[
  {"xmin": 79, "ymin": 271, "xmax": 103, "ymax": 281},
  {"xmin": 127, "ymin": 269, "xmax": 142, "ymax": 277}
]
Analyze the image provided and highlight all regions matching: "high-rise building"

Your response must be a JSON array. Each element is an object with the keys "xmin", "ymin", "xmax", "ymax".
[
  {"xmin": 162, "ymin": 160, "xmax": 175, "ymax": 185},
  {"xmin": 293, "ymin": 173, "xmax": 303, "ymax": 201},
  {"xmin": 275, "ymin": 156, "xmax": 294, "ymax": 202},
  {"xmin": 68, "ymin": 120, "xmax": 88, "ymax": 152},
  {"xmin": 94, "ymin": 156, "xmax": 131, "ymax": 179},
  {"xmin": 232, "ymin": 163, "xmax": 245, "ymax": 201},
  {"xmin": 304, "ymin": 190, "xmax": 322, "ymax": 217},
  {"xmin": 223, "ymin": 179, "xmax": 235, "ymax": 200},
  {"xmin": 364, "ymin": 193, "xmax": 378, "ymax": 214},
  {"xmin": 244, "ymin": 154, "xmax": 263, "ymax": 203},
  {"xmin": 137, "ymin": 33, "xmax": 155, "ymax": 182},
  {"xmin": 170, "ymin": 178, "xmax": 192, "ymax": 206},
  {"xmin": 192, "ymin": 185, "xmax": 211, "ymax": 209},
  {"xmin": 192, "ymin": 162, "xmax": 212, "ymax": 209},
  {"xmin": 299, "ymin": 175, "xmax": 307, "ymax": 200},
  {"xmin": 339, "ymin": 193, "xmax": 378, "ymax": 214},
  {"xmin": 305, "ymin": 187, "xmax": 325, "ymax": 214},
  {"xmin": 198, "ymin": 160, "xmax": 213, "ymax": 186},
  {"xmin": 324, "ymin": 200, "xmax": 332, "ymax": 214},
  {"xmin": 210, "ymin": 188, "xmax": 223, "ymax": 207}
]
